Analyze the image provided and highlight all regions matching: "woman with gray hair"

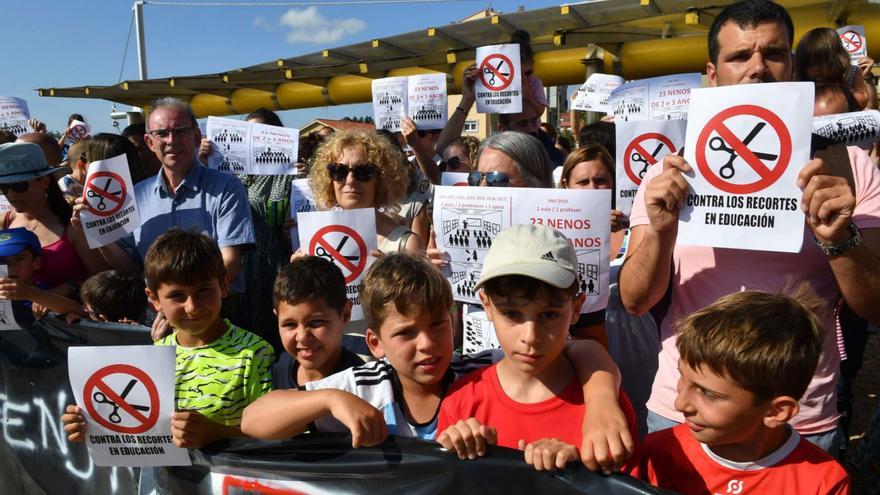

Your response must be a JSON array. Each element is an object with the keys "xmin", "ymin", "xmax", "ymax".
[{"xmin": 468, "ymin": 132, "xmax": 552, "ymax": 188}]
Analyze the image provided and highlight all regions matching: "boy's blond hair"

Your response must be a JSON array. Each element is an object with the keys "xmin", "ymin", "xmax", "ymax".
[
  {"xmin": 360, "ymin": 253, "xmax": 452, "ymax": 332},
  {"xmin": 676, "ymin": 283, "xmax": 824, "ymax": 403}
]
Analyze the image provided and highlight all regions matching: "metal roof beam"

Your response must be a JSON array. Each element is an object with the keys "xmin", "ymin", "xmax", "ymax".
[
  {"xmin": 426, "ymin": 26, "xmax": 470, "ymax": 49},
  {"xmin": 559, "ymin": 5, "xmax": 591, "ymax": 28},
  {"xmin": 371, "ymin": 39, "xmax": 419, "ymax": 58}
]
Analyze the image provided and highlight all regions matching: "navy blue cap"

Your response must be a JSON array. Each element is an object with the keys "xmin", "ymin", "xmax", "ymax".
[{"xmin": 0, "ymin": 228, "xmax": 41, "ymax": 257}]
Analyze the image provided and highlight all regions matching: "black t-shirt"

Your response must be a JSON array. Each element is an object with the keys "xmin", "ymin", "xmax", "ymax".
[{"xmin": 271, "ymin": 347, "xmax": 365, "ymax": 390}]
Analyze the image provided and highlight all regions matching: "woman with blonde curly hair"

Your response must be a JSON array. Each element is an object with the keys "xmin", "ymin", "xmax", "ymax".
[{"xmin": 309, "ymin": 129, "xmax": 420, "ymax": 253}]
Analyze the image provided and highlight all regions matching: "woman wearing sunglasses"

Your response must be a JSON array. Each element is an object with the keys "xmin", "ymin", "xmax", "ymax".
[
  {"xmin": 309, "ymin": 130, "xmax": 420, "ymax": 254},
  {"xmin": 0, "ymin": 142, "xmax": 108, "ymax": 291}
]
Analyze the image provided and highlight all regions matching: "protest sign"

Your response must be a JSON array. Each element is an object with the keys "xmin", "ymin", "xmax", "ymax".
[
  {"xmin": 68, "ymin": 345, "xmax": 190, "ymax": 467},
  {"xmin": 66, "ymin": 120, "xmax": 91, "ymax": 147},
  {"xmin": 678, "ymin": 82, "xmax": 812, "ymax": 252},
  {"xmin": 462, "ymin": 304, "xmax": 498, "ymax": 354},
  {"xmin": 80, "ymin": 153, "xmax": 140, "ymax": 249},
  {"xmin": 297, "ymin": 208, "xmax": 377, "ymax": 321},
  {"xmin": 433, "ymin": 186, "xmax": 611, "ymax": 313},
  {"xmin": 475, "ymin": 44, "xmax": 522, "ymax": 114},
  {"xmin": 206, "ymin": 116, "xmax": 299, "ymax": 175},
  {"xmin": 813, "ymin": 110, "xmax": 880, "ymax": 150},
  {"xmin": 0, "ymin": 265, "xmax": 20, "ymax": 331},
  {"xmin": 615, "ymin": 120, "xmax": 687, "ymax": 216},
  {"xmin": 0, "ymin": 97, "xmax": 31, "ymax": 136},
  {"xmin": 0, "ymin": 195, "xmax": 12, "ymax": 213},
  {"xmin": 288, "ymin": 178, "xmax": 316, "ymax": 253},
  {"xmin": 572, "ymin": 73, "xmax": 624, "ymax": 113},
  {"xmin": 371, "ymin": 73, "xmax": 448, "ymax": 132},
  {"xmin": 609, "ymin": 73, "xmax": 701, "ymax": 122},
  {"xmin": 372, "ymin": 77, "xmax": 407, "ymax": 132},
  {"xmin": 838, "ymin": 25, "xmax": 867, "ymax": 65},
  {"xmin": 440, "ymin": 172, "xmax": 469, "ymax": 186}
]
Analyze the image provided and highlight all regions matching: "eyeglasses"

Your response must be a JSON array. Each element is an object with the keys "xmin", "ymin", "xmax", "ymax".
[
  {"xmin": 441, "ymin": 156, "xmax": 465, "ymax": 172},
  {"xmin": 327, "ymin": 163, "xmax": 379, "ymax": 182},
  {"xmin": 468, "ymin": 171, "xmax": 510, "ymax": 187},
  {"xmin": 0, "ymin": 181, "xmax": 31, "ymax": 195},
  {"xmin": 147, "ymin": 126, "xmax": 194, "ymax": 140}
]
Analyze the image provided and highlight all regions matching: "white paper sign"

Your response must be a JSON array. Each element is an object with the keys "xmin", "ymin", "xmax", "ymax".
[
  {"xmin": 67, "ymin": 119, "xmax": 91, "ymax": 144},
  {"xmin": 572, "ymin": 74, "xmax": 624, "ymax": 113},
  {"xmin": 0, "ymin": 97, "xmax": 31, "ymax": 136},
  {"xmin": 432, "ymin": 186, "xmax": 611, "ymax": 313},
  {"xmin": 67, "ymin": 345, "xmax": 190, "ymax": 467},
  {"xmin": 615, "ymin": 120, "xmax": 688, "ymax": 216},
  {"xmin": 0, "ymin": 195, "xmax": 13, "ymax": 213},
  {"xmin": 288, "ymin": 178, "xmax": 316, "ymax": 253},
  {"xmin": 440, "ymin": 172, "xmax": 469, "ymax": 186},
  {"xmin": 678, "ymin": 82, "xmax": 812, "ymax": 252},
  {"xmin": 475, "ymin": 44, "xmax": 522, "ymax": 114},
  {"xmin": 297, "ymin": 208, "xmax": 377, "ymax": 321},
  {"xmin": 206, "ymin": 116, "xmax": 299, "ymax": 175},
  {"xmin": 81, "ymin": 153, "xmax": 140, "ymax": 249},
  {"xmin": 813, "ymin": 110, "xmax": 880, "ymax": 150},
  {"xmin": 372, "ymin": 74, "xmax": 448, "ymax": 132},
  {"xmin": 838, "ymin": 25, "xmax": 868, "ymax": 65},
  {"xmin": 0, "ymin": 265, "xmax": 20, "ymax": 331},
  {"xmin": 609, "ymin": 73, "xmax": 702, "ymax": 122},
  {"xmin": 372, "ymin": 77, "xmax": 407, "ymax": 132},
  {"xmin": 462, "ymin": 304, "xmax": 498, "ymax": 355}
]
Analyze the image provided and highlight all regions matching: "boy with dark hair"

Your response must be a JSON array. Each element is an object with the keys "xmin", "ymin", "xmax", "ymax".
[
  {"xmin": 628, "ymin": 288, "xmax": 849, "ymax": 494},
  {"xmin": 437, "ymin": 225, "xmax": 636, "ymax": 471},
  {"xmin": 271, "ymin": 256, "xmax": 363, "ymax": 389},
  {"xmin": 63, "ymin": 229, "xmax": 274, "ymax": 448},
  {"xmin": 80, "ymin": 270, "xmax": 147, "ymax": 323}
]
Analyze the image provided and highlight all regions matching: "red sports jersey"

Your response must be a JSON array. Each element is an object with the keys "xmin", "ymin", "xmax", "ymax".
[
  {"xmin": 628, "ymin": 424, "xmax": 849, "ymax": 495},
  {"xmin": 437, "ymin": 363, "xmax": 637, "ymax": 449}
]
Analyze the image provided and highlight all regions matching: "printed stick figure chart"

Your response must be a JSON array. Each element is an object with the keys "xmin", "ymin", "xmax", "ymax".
[
  {"xmin": 84, "ymin": 172, "xmax": 126, "ymax": 216},
  {"xmin": 480, "ymin": 54, "xmax": 515, "ymax": 91},
  {"xmin": 623, "ymin": 133, "xmax": 677, "ymax": 184},
  {"xmin": 695, "ymin": 104, "xmax": 791, "ymax": 195},
  {"xmin": 840, "ymin": 30, "xmax": 863, "ymax": 53},
  {"xmin": 83, "ymin": 364, "xmax": 159, "ymax": 434},
  {"xmin": 310, "ymin": 225, "xmax": 368, "ymax": 283}
]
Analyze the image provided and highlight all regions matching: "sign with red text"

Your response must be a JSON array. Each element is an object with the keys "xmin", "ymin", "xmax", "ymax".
[
  {"xmin": 372, "ymin": 73, "xmax": 448, "ymax": 132},
  {"xmin": 68, "ymin": 345, "xmax": 190, "ymax": 467},
  {"xmin": 838, "ymin": 25, "xmax": 867, "ymax": 65},
  {"xmin": 679, "ymin": 83, "xmax": 811, "ymax": 252},
  {"xmin": 206, "ymin": 116, "xmax": 299, "ymax": 175},
  {"xmin": 81, "ymin": 153, "xmax": 140, "ymax": 249},
  {"xmin": 615, "ymin": 119, "xmax": 687, "ymax": 216},
  {"xmin": 475, "ymin": 44, "xmax": 522, "ymax": 114},
  {"xmin": 608, "ymin": 73, "xmax": 701, "ymax": 122},
  {"xmin": 0, "ymin": 96, "xmax": 31, "ymax": 136}
]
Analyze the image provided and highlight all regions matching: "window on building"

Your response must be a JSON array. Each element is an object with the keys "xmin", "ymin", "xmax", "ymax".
[{"xmin": 464, "ymin": 120, "xmax": 478, "ymax": 132}]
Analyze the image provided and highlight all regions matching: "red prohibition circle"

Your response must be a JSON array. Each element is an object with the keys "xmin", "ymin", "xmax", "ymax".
[
  {"xmin": 623, "ymin": 133, "xmax": 677, "ymax": 185},
  {"xmin": 479, "ymin": 53, "xmax": 515, "ymax": 91},
  {"xmin": 310, "ymin": 225, "xmax": 368, "ymax": 283},
  {"xmin": 840, "ymin": 31, "xmax": 862, "ymax": 53},
  {"xmin": 695, "ymin": 104, "xmax": 791, "ymax": 195},
  {"xmin": 83, "ymin": 364, "xmax": 160, "ymax": 434},
  {"xmin": 83, "ymin": 171, "xmax": 126, "ymax": 217}
]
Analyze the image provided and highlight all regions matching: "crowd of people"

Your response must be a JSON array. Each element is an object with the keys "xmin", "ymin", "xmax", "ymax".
[{"xmin": 0, "ymin": 0, "xmax": 876, "ymax": 492}]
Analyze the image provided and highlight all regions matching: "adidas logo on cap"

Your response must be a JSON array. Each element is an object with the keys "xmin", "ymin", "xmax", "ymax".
[{"xmin": 540, "ymin": 251, "xmax": 557, "ymax": 262}]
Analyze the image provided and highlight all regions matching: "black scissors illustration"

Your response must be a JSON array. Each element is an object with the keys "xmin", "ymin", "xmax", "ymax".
[
  {"xmin": 482, "ymin": 59, "xmax": 510, "ymax": 86},
  {"xmin": 631, "ymin": 143, "xmax": 665, "ymax": 179},
  {"xmin": 92, "ymin": 379, "xmax": 149, "ymax": 424},
  {"xmin": 86, "ymin": 178, "xmax": 122, "ymax": 211},
  {"xmin": 316, "ymin": 235, "xmax": 360, "ymax": 264},
  {"xmin": 709, "ymin": 122, "xmax": 778, "ymax": 179}
]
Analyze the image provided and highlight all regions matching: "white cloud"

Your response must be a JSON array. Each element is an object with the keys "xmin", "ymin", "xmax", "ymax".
[
  {"xmin": 279, "ymin": 7, "xmax": 366, "ymax": 44},
  {"xmin": 253, "ymin": 15, "xmax": 274, "ymax": 32}
]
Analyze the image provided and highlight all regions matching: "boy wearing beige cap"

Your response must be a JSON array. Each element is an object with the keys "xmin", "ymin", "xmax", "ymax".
[{"xmin": 437, "ymin": 224, "xmax": 636, "ymax": 471}]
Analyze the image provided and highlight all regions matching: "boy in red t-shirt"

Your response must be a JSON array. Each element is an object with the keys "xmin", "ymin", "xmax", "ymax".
[
  {"xmin": 437, "ymin": 224, "xmax": 636, "ymax": 471},
  {"xmin": 628, "ymin": 287, "xmax": 849, "ymax": 494}
]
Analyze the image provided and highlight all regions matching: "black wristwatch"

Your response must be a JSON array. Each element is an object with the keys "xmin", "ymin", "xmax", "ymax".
[{"xmin": 813, "ymin": 222, "xmax": 862, "ymax": 257}]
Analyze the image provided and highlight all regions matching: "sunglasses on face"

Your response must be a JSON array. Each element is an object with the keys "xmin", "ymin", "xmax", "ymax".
[
  {"xmin": 147, "ymin": 126, "xmax": 194, "ymax": 140},
  {"xmin": 0, "ymin": 181, "xmax": 31, "ymax": 195},
  {"xmin": 467, "ymin": 171, "xmax": 510, "ymax": 187},
  {"xmin": 327, "ymin": 163, "xmax": 379, "ymax": 182},
  {"xmin": 442, "ymin": 156, "xmax": 466, "ymax": 172}
]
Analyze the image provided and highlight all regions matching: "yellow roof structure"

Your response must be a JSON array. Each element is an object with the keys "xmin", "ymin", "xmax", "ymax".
[{"xmin": 37, "ymin": 0, "xmax": 880, "ymax": 118}]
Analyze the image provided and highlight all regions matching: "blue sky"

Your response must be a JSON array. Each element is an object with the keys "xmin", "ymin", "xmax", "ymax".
[{"xmin": 4, "ymin": 0, "xmax": 566, "ymax": 134}]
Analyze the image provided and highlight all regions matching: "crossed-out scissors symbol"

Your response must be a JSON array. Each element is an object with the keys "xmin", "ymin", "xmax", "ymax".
[
  {"xmin": 709, "ymin": 122, "xmax": 778, "ymax": 179},
  {"xmin": 316, "ymin": 235, "xmax": 360, "ymax": 264},
  {"xmin": 86, "ymin": 178, "xmax": 122, "ymax": 211},
  {"xmin": 631, "ymin": 143, "xmax": 665, "ymax": 179},
  {"xmin": 482, "ymin": 60, "xmax": 510, "ymax": 86},
  {"xmin": 92, "ymin": 379, "xmax": 149, "ymax": 424}
]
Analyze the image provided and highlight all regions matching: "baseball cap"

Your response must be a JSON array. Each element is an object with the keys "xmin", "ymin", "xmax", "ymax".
[
  {"xmin": 0, "ymin": 228, "xmax": 41, "ymax": 257},
  {"xmin": 474, "ymin": 224, "xmax": 578, "ymax": 291}
]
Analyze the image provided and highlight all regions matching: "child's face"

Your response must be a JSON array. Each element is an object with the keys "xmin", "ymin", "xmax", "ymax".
[
  {"xmin": 674, "ymin": 359, "xmax": 769, "ymax": 448},
  {"xmin": 0, "ymin": 250, "xmax": 40, "ymax": 282},
  {"xmin": 276, "ymin": 298, "xmax": 351, "ymax": 374},
  {"xmin": 481, "ymin": 290, "xmax": 583, "ymax": 377},
  {"xmin": 366, "ymin": 304, "xmax": 453, "ymax": 391},
  {"xmin": 146, "ymin": 278, "xmax": 226, "ymax": 338}
]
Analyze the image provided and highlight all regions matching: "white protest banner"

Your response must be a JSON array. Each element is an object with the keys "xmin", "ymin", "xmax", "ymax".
[
  {"xmin": 0, "ymin": 97, "xmax": 31, "ymax": 136},
  {"xmin": 297, "ymin": 208, "xmax": 377, "ymax": 321},
  {"xmin": 572, "ymin": 73, "xmax": 624, "ymax": 113},
  {"xmin": 288, "ymin": 178, "xmax": 316, "ymax": 252},
  {"xmin": 433, "ymin": 186, "xmax": 611, "ymax": 313},
  {"xmin": 813, "ymin": 110, "xmax": 880, "ymax": 150},
  {"xmin": 67, "ymin": 345, "xmax": 190, "ymax": 467},
  {"xmin": 440, "ymin": 172, "xmax": 469, "ymax": 186},
  {"xmin": 609, "ymin": 73, "xmax": 702, "ymax": 122},
  {"xmin": 475, "ymin": 44, "xmax": 522, "ymax": 114},
  {"xmin": 838, "ymin": 25, "xmax": 867, "ymax": 65},
  {"xmin": 0, "ymin": 265, "xmax": 20, "ymax": 330},
  {"xmin": 615, "ymin": 119, "xmax": 687, "ymax": 216},
  {"xmin": 462, "ymin": 304, "xmax": 498, "ymax": 355},
  {"xmin": 678, "ymin": 82, "xmax": 812, "ymax": 252},
  {"xmin": 206, "ymin": 116, "xmax": 299, "ymax": 175},
  {"xmin": 81, "ymin": 153, "xmax": 140, "ymax": 249},
  {"xmin": 372, "ymin": 77, "xmax": 407, "ymax": 132},
  {"xmin": 407, "ymin": 73, "xmax": 448, "ymax": 130},
  {"xmin": 67, "ymin": 119, "xmax": 91, "ymax": 144}
]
